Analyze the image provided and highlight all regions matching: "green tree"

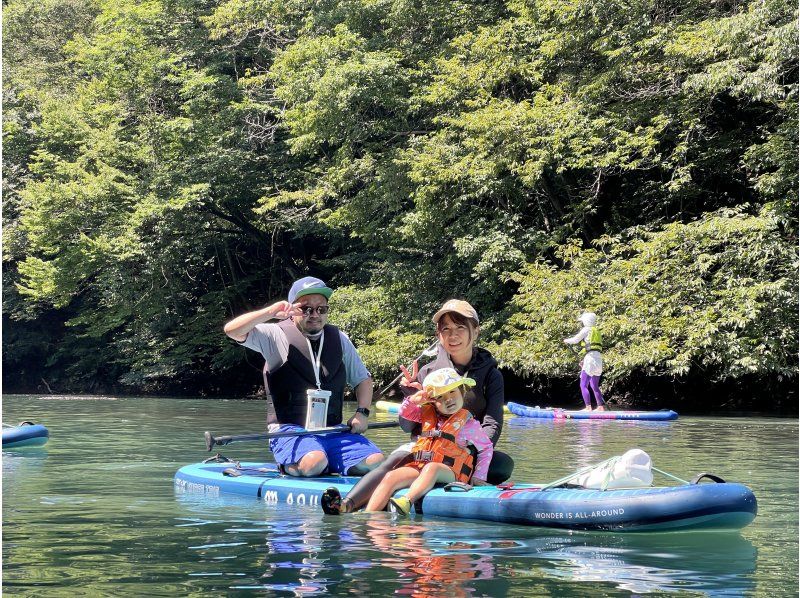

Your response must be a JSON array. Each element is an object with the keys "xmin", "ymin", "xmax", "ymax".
[{"xmin": 4, "ymin": 0, "xmax": 796, "ymax": 407}]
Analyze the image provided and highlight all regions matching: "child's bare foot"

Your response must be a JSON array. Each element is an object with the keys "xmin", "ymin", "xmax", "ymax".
[
  {"xmin": 579, "ymin": 406, "xmax": 592, "ymax": 412},
  {"xmin": 594, "ymin": 405, "xmax": 607, "ymax": 412}
]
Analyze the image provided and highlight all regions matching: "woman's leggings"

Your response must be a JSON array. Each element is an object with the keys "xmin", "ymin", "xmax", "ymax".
[
  {"xmin": 344, "ymin": 450, "xmax": 410, "ymax": 510},
  {"xmin": 343, "ymin": 449, "xmax": 515, "ymax": 510},
  {"xmin": 580, "ymin": 370, "xmax": 605, "ymax": 407}
]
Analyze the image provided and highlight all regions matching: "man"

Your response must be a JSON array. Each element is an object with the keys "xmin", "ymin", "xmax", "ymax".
[{"xmin": 224, "ymin": 276, "xmax": 385, "ymax": 477}]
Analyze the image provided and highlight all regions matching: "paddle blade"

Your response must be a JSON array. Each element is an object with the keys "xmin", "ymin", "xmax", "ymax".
[{"xmin": 421, "ymin": 342, "xmax": 439, "ymax": 357}]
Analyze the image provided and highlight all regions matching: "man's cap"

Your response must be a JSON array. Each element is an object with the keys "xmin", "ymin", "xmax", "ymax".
[
  {"xmin": 422, "ymin": 367, "xmax": 476, "ymax": 398},
  {"xmin": 432, "ymin": 299, "xmax": 479, "ymax": 324},
  {"xmin": 578, "ymin": 312, "xmax": 597, "ymax": 326},
  {"xmin": 288, "ymin": 276, "xmax": 333, "ymax": 303}
]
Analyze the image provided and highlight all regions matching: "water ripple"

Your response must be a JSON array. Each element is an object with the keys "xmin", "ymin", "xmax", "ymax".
[{"xmin": 2, "ymin": 395, "xmax": 796, "ymax": 596}]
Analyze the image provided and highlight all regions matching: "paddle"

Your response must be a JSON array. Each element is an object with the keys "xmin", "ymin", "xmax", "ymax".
[
  {"xmin": 205, "ymin": 341, "xmax": 436, "ymax": 452},
  {"xmin": 204, "ymin": 421, "xmax": 400, "ymax": 451},
  {"xmin": 373, "ymin": 340, "xmax": 440, "ymax": 398}
]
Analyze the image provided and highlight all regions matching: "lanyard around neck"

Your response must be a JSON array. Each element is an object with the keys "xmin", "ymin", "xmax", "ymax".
[{"xmin": 304, "ymin": 334, "xmax": 325, "ymax": 389}]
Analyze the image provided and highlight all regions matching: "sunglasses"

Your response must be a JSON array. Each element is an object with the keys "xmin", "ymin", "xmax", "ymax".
[{"xmin": 300, "ymin": 305, "xmax": 330, "ymax": 316}]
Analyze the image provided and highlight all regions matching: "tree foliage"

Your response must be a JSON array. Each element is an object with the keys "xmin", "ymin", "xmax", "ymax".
[
  {"xmin": 492, "ymin": 208, "xmax": 797, "ymax": 382},
  {"xmin": 3, "ymin": 0, "xmax": 797, "ymax": 407}
]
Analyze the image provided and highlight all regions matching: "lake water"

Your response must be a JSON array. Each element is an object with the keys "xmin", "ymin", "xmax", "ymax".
[{"xmin": 2, "ymin": 395, "xmax": 798, "ymax": 596}]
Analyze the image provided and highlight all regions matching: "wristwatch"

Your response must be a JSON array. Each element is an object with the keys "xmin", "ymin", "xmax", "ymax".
[{"xmin": 355, "ymin": 407, "xmax": 370, "ymax": 417}]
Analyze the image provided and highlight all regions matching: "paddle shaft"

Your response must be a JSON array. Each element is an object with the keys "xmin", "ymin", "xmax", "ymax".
[
  {"xmin": 205, "ymin": 421, "xmax": 399, "ymax": 451},
  {"xmin": 375, "ymin": 340, "xmax": 439, "ymax": 397},
  {"xmin": 206, "ymin": 340, "xmax": 434, "ymax": 451}
]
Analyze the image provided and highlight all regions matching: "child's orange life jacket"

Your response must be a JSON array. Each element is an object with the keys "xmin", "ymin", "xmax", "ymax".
[{"xmin": 409, "ymin": 405, "xmax": 476, "ymax": 483}]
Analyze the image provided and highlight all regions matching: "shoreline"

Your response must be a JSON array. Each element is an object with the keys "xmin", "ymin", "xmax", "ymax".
[{"xmin": 2, "ymin": 391, "xmax": 797, "ymax": 418}]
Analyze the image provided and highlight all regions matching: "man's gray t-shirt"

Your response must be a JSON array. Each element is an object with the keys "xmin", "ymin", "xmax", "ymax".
[{"xmin": 241, "ymin": 323, "xmax": 370, "ymax": 387}]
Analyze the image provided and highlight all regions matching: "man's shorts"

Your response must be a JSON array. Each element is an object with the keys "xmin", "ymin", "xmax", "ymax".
[{"xmin": 269, "ymin": 425, "xmax": 383, "ymax": 474}]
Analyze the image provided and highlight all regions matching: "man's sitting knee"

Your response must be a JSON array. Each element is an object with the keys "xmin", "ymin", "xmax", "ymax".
[
  {"xmin": 297, "ymin": 461, "xmax": 327, "ymax": 477},
  {"xmin": 294, "ymin": 453, "xmax": 328, "ymax": 477}
]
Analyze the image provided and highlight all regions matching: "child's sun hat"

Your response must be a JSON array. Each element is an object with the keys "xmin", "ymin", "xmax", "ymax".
[{"xmin": 422, "ymin": 368, "xmax": 476, "ymax": 398}]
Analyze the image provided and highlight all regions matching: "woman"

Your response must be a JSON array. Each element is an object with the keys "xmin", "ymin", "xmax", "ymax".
[
  {"xmin": 563, "ymin": 311, "xmax": 606, "ymax": 411},
  {"xmin": 321, "ymin": 299, "xmax": 514, "ymax": 514}
]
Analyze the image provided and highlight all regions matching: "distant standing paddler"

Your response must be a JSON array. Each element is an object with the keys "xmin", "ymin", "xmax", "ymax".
[{"xmin": 564, "ymin": 312, "xmax": 606, "ymax": 411}]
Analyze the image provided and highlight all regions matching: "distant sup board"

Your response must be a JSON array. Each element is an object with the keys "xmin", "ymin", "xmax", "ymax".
[
  {"xmin": 507, "ymin": 402, "xmax": 678, "ymax": 421},
  {"xmin": 375, "ymin": 400, "xmax": 400, "ymax": 414},
  {"xmin": 2, "ymin": 422, "xmax": 49, "ymax": 448},
  {"xmin": 377, "ymin": 401, "xmax": 515, "ymax": 416}
]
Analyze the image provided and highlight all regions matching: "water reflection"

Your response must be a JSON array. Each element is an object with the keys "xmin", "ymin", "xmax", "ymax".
[
  {"xmin": 175, "ymin": 495, "xmax": 757, "ymax": 596},
  {"xmin": 508, "ymin": 531, "xmax": 757, "ymax": 595},
  {"xmin": 3, "ymin": 396, "xmax": 790, "ymax": 595},
  {"xmin": 2, "ymin": 447, "xmax": 49, "ymax": 480},
  {"xmin": 430, "ymin": 524, "xmax": 756, "ymax": 595},
  {"xmin": 363, "ymin": 517, "xmax": 500, "ymax": 597}
]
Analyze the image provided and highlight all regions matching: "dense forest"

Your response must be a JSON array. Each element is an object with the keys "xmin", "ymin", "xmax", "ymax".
[{"xmin": 3, "ymin": 0, "xmax": 797, "ymax": 413}]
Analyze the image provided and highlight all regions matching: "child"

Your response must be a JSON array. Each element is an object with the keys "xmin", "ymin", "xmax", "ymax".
[
  {"xmin": 564, "ymin": 311, "xmax": 606, "ymax": 411},
  {"xmin": 363, "ymin": 367, "xmax": 494, "ymax": 516}
]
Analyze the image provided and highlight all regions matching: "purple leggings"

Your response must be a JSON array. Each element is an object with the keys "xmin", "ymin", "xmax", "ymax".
[{"xmin": 580, "ymin": 371, "xmax": 605, "ymax": 407}]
